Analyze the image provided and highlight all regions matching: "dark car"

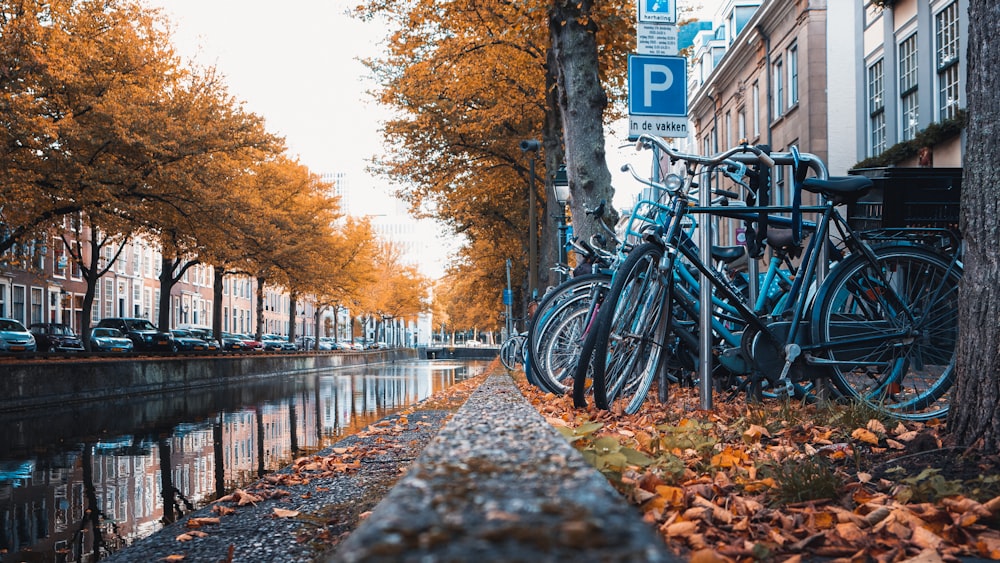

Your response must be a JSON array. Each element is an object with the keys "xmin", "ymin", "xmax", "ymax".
[
  {"xmin": 29, "ymin": 323, "xmax": 85, "ymax": 353},
  {"xmin": 95, "ymin": 318, "xmax": 172, "ymax": 352},
  {"xmin": 169, "ymin": 329, "xmax": 215, "ymax": 352},
  {"xmin": 262, "ymin": 334, "xmax": 297, "ymax": 352},
  {"xmin": 89, "ymin": 327, "xmax": 134, "ymax": 354},
  {"xmin": 220, "ymin": 332, "xmax": 248, "ymax": 352}
]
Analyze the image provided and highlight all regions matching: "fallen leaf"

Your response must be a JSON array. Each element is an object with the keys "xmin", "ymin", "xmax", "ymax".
[
  {"xmin": 273, "ymin": 508, "xmax": 300, "ymax": 518},
  {"xmin": 164, "ymin": 556, "xmax": 185, "ymax": 562},
  {"xmin": 851, "ymin": 428, "xmax": 880, "ymax": 445},
  {"xmin": 866, "ymin": 419, "xmax": 886, "ymax": 434}
]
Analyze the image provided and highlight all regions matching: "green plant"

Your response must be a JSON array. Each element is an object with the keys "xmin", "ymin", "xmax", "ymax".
[
  {"xmin": 760, "ymin": 457, "xmax": 844, "ymax": 506},
  {"xmin": 853, "ymin": 110, "xmax": 966, "ymax": 169}
]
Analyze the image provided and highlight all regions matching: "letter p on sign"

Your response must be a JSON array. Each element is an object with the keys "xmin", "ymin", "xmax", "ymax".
[{"xmin": 644, "ymin": 64, "xmax": 673, "ymax": 106}]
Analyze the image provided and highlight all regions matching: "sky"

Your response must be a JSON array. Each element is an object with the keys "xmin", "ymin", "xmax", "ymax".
[{"xmin": 146, "ymin": 0, "xmax": 392, "ymax": 213}]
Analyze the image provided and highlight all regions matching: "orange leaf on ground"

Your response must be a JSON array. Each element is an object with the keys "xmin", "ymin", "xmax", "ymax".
[
  {"xmin": 851, "ymin": 428, "xmax": 880, "ymax": 445},
  {"xmin": 273, "ymin": 508, "xmax": 300, "ymax": 518}
]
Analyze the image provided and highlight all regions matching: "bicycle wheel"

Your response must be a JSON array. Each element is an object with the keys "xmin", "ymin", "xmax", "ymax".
[
  {"xmin": 540, "ymin": 306, "xmax": 591, "ymax": 394},
  {"xmin": 591, "ymin": 243, "xmax": 670, "ymax": 414},
  {"xmin": 811, "ymin": 244, "xmax": 960, "ymax": 421},
  {"xmin": 526, "ymin": 273, "xmax": 610, "ymax": 389},
  {"xmin": 500, "ymin": 334, "xmax": 525, "ymax": 370}
]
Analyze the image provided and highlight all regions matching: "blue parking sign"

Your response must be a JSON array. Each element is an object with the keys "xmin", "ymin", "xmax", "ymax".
[{"xmin": 628, "ymin": 54, "xmax": 687, "ymax": 117}]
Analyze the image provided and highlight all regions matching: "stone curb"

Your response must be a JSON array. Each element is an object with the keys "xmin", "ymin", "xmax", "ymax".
[{"xmin": 327, "ymin": 372, "xmax": 678, "ymax": 562}]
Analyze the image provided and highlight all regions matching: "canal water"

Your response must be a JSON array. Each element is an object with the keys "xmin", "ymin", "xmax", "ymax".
[{"xmin": 0, "ymin": 359, "xmax": 489, "ymax": 562}]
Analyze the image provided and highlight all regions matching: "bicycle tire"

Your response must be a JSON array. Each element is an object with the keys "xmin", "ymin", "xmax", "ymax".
[
  {"xmin": 539, "ymin": 306, "xmax": 590, "ymax": 394},
  {"xmin": 526, "ymin": 273, "xmax": 610, "ymax": 389},
  {"xmin": 811, "ymin": 244, "xmax": 960, "ymax": 421},
  {"xmin": 591, "ymin": 243, "xmax": 670, "ymax": 414},
  {"xmin": 500, "ymin": 334, "xmax": 525, "ymax": 370}
]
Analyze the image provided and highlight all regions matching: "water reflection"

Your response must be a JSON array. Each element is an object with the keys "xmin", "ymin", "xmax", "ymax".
[{"xmin": 0, "ymin": 359, "xmax": 487, "ymax": 562}]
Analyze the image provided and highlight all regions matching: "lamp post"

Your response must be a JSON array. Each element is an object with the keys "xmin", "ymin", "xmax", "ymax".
[
  {"xmin": 520, "ymin": 139, "xmax": 540, "ymax": 304},
  {"xmin": 552, "ymin": 165, "xmax": 571, "ymax": 283}
]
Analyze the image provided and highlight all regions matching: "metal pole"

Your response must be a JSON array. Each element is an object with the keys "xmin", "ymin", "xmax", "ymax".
[
  {"xmin": 527, "ymin": 153, "xmax": 538, "ymax": 299},
  {"xmin": 505, "ymin": 259, "xmax": 513, "ymax": 339},
  {"xmin": 699, "ymin": 169, "xmax": 714, "ymax": 411},
  {"xmin": 557, "ymin": 208, "xmax": 568, "ymax": 283}
]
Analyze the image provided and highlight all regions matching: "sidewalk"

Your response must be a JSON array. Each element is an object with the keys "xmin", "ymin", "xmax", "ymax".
[{"xmin": 328, "ymin": 371, "xmax": 676, "ymax": 562}]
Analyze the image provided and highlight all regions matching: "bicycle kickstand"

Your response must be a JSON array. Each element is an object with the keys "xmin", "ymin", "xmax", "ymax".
[{"xmin": 774, "ymin": 343, "xmax": 801, "ymax": 397}]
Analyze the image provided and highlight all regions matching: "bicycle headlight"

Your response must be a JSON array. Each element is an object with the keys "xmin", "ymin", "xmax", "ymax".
[{"xmin": 664, "ymin": 173, "xmax": 683, "ymax": 191}]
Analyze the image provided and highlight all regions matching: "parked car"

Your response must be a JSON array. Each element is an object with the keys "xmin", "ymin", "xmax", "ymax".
[
  {"xmin": 29, "ymin": 323, "xmax": 85, "ymax": 353},
  {"xmin": 220, "ymin": 332, "xmax": 248, "ymax": 352},
  {"xmin": 0, "ymin": 318, "xmax": 36, "ymax": 353},
  {"xmin": 262, "ymin": 334, "xmax": 297, "ymax": 352},
  {"xmin": 89, "ymin": 327, "xmax": 134, "ymax": 354},
  {"xmin": 169, "ymin": 329, "xmax": 216, "ymax": 352},
  {"xmin": 235, "ymin": 333, "xmax": 263, "ymax": 351},
  {"xmin": 95, "ymin": 318, "xmax": 172, "ymax": 352}
]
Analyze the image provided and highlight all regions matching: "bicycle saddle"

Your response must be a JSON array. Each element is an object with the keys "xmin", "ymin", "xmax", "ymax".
[{"xmin": 801, "ymin": 176, "xmax": 874, "ymax": 205}]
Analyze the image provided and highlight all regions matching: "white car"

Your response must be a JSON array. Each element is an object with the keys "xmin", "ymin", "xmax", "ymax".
[{"xmin": 0, "ymin": 318, "xmax": 37, "ymax": 353}]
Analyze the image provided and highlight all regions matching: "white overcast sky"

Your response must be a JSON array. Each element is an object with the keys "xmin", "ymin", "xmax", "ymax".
[{"xmin": 146, "ymin": 0, "xmax": 391, "ymax": 214}]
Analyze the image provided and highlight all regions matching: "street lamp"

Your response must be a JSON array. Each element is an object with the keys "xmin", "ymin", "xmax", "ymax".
[{"xmin": 552, "ymin": 165, "xmax": 571, "ymax": 283}]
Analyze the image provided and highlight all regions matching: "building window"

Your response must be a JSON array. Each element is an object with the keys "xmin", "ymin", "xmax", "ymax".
[
  {"xmin": 787, "ymin": 44, "xmax": 798, "ymax": 107},
  {"xmin": 104, "ymin": 279, "xmax": 114, "ymax": 319},
  {"xmin": 30, "ymin": 287, "xmax": 43, "ymax": 324},
  {"xmin": 0, "ymin": 283, "xmax": 7, "ymax": 317},
  {"xmin": 53, "ymin": 238, "xmax": 67, "ymax": 278},
  {"xmin": 737, "ymin": 109, "xmax": 746, "ymax": 142},
  {"xmin": 867, "ymin": 58, "xmax": 886, "ymax": 156},
  {"xmin": 724, "ymin": 111, "xmax": 732, "ymax": 148},
  {"xmin": 936, "ymin": 1, "xmax": 960, "ymax": 120},
  {"xmin": 752, "ymin": 82, "xmax": 760, "ymax": 137},
  {"xmin": 773, "ymin": 57, "xmax": 784, "ymax": 118},
  {"xmin": 12, "ymin": 285, "xmax": 25, "ymax": 323},
  {"xmin": 898, "ymin": 33, "xmax": 919, "ymax": 141}
]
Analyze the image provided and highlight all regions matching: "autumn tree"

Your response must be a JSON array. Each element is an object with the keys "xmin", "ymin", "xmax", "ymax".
[
  {"xmin": 354, "ymin": 241, "xmax": 430, "ymax": 346},
  {"xmin": 310, "ymin": 217, "xmax": 380, "ymax": 348},
  {"xmin": 948, "ymin": 0, "xmax": 1000, "ymax": 452},
  {"xmin": 548, "ymin": 0, "xmax": 632, "ymax": 244},
  {"xmin": 0, "ymin": 0, "xmax": 178, "ymax": 253},
  {"xmin": 353, "ymin": 1, "xmax": 632, "ymax": 316}
]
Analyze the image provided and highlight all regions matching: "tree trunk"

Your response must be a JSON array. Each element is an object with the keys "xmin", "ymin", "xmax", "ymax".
[
  {"xmin": 288, "ymin": 293, "xmax": 298, "ymax": 342},
  {"xmin": 543, "ymin": 43, "xmax": 566, "ymax": 289},
  {"xmin": 948, "ymin": 0, "xmax": 1000, "ymax": 452},
  {"xmin": 549, "ymin": 0, "xmax": 616, "ymax": 261},
  {"xmin": 212, "ymin": 267, "xmax": 225, "ymax": 344},
  {"xmin": 255, "ymin": 276, "xmax": 266, "ymax": 339}
]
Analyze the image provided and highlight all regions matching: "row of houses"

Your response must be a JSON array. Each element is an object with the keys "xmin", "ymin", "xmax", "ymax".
[
  {"xmin": 0, "ymin": 219, "xmax": 334, "ymax": 340},
  {"xmin": 686, "ymin": 0, "xmax": 964, "ymax": 185}
]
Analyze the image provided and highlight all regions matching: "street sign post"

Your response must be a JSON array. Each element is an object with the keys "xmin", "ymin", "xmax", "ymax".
[{"xmin": 627, "ymin": 54, "xmax": 688, "ymax": 139}]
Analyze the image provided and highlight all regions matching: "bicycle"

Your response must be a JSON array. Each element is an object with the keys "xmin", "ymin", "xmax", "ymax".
[{"xmin": 586, "ymin": 136, "xmax": 961, "ymax": 420}]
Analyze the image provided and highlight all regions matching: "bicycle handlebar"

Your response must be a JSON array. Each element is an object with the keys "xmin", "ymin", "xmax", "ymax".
[{"xmin": 636, "ymin": 133, "xmax": 775, "ymax": 168}]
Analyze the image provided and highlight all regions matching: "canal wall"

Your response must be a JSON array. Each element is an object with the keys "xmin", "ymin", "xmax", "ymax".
[{"xmin": 0, "ymin": 349, "xmax": 417, "ymax": 413}]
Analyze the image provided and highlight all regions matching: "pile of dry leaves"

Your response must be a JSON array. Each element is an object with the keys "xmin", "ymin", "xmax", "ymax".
[{"xmin": 516, "ymin": 376, "xmax": 1000, "ymax": 562}]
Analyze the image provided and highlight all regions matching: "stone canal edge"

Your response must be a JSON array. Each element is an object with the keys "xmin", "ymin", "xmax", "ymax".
[{"xmin": 105, "ymin": 363, "xmax": 677, "ymax": 563}]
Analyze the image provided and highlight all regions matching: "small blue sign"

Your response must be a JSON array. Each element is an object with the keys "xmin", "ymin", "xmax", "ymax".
[
  {"xmin": 502, "ymin": 289, "xmax": 513, "ymax": 306},
  {"xmin": 628, "ymin": 54, "xmax": 687, "ymax": 117}
]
